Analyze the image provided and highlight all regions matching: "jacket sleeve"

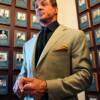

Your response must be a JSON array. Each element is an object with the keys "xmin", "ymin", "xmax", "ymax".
[{"xmin": 46, "ymin": 31, "xmax": 93, "ymax": 99}]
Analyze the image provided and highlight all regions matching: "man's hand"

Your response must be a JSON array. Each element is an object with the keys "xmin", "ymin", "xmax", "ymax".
[{"xmin": 21, "ymin": 78, "xmax": 47, "ymax": 99}]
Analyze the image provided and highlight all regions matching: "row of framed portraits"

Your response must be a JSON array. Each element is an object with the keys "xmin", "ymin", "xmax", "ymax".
[
  {"xmin": 77, "ymin": 0, "xmax": 100, "ymax": 13},
  {"xmin": 0, "ymin": 0, "xmax": 35, "ymax": 10},
  {"xmin": 0, "ymin": 50, "xmax": 23, "ymax": 70},
  {"xmin": 85, "ymin": 27, "xmax": 100, "ymax": 47},
  {"xmin": 0, "ymin": 5, "xmax": 41, "ymax": 29},
  {"xmin": 79, "ymin": 6, "xmax": 100, "ymax": 29},
  {"xmin": 0, "ymin": 49, "xmax": 100, "ymax": 70},
  {"xmin": 0, "ymin": 25, "xmax": 39, "ymax": 47}
]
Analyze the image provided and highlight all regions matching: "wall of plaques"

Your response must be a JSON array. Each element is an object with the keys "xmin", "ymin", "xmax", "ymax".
[
  {"xmin": 0, "ymin": 0, "xmax": 40, "ymax": 100},
  {"xmin": 76, "ymin": 0, "xmax": 100, "ymax": 100}
]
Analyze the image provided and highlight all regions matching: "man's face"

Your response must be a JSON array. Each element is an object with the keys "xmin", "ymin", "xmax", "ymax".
[{"xmin": 34, "ymin": 0, "xmax": 57, "ymax": 23}]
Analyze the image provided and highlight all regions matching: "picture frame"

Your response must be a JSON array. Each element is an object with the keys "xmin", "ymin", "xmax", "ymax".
[
  {"xmin": 0, "ymin": 26, "xmax": 9, "ymax": 46},
  {"xmin": 30, "ymin": 13, "xmax": 41, "ymax": 29},
  {"xmin": 85, "ymin": 31, "xmax": 92, "ymax": 48},
  {"xmin": 80, "ymin": 13, "xmax": 91, "ymax": 29},
  {"xmin": 0, "ymin": 0, "xmax": 12, "ymax": 5},
  {"xmin": 94, "ymin": 28, "xmax": 100, "ymax": 45},
  {"xmin": 14, "ymin": 52, "xmax": 23, "ymax": 70},
  {"xmin": 77, "ymin": 0, "xmax": 88, "ymax": 13},
  {"xmin": 0, "ymin": 51, "xmax": 8, "ymax": 69},
  {"xmin": 16, "ymin": 0, "xmax": 27, "ymax": 9},
  {"xmin": 97, "ymin": 49, "xmax": 100, "ymax": 68},
  {"xmin": 15, "ymin": 10, "xmax": 27, "ymax": 27},
  {"xmin": 0, "ymin": 6, "xmax": 11, "ymax": 25},
  {"xmin": 0, "ymin": 75, "xmax": 8, "ymax": 95},
  {"xmin": 87, "ymin": 94, "xmax": 100, "ymax": 100},
  {"xmin": 14, "ymin": 30, "xmax": 27, "ymax": 47},
  {"xmin": 91, "ymin": 7, "xmax": 100, "ymax": 25},
  {"xmin": 30, "ymin": 30, "xmax": 40, "ymax": 38},
  {"xmin": 90, "ymin": 0, "xmax": 100, "ymax": 7},
  {"xmin": 89, "ymin": 51, "xmax": 96, "ymax": 68},
  {"xmin": 30, "ymin": 0, "xmax": 35, "ymax": 11},
  {"xmin": 87, "ymin": 72, "xmax": 99, "ymax": 91}
]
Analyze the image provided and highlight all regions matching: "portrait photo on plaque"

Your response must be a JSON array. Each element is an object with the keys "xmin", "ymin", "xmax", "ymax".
[
  {"xmin": 15, "ymin": 11, "xmax": 27, "ymax": 27},
  {"xmin": 0, "ymin": 28, "xmax": 9, "ymax": 46},
  {"xmin": 14, "ymin": 52, "xmax": 23, "ymax": 70},
  {"xmin": 0, "ymin": 6, "xmax": 10, "ymax": 25},
  {"xmin": 91, "ymin": 7, "xmax": 100, "ymax": 25},
  {"xmin": 90, "ymin": 0, "xmax": 100, "ymax": 6},
  {"xmin": 0, "ymin": 75, "xmax": 8, "ymax": 95},
  {"xmin": 87, "ymin": 73, "xmax": 99, "ymax": 91},
  {"xmin": 78, "ymin": 0, "xmax": 88, "ymax": 13},
  {"xmin": 94, "ymin": 28, "xmax": 100, "ymax": 45},
  {"xmin": 0, "ymin": 0, "xmax": 12, "ymax": 5},
  {"xmin": 30, "ymin": 0, "xmax": 35, "ymax": 10},
  {"xmin": 0, "ymin": 51, "xmax": 8, "ymax": 69},
  {"xmin": 80, "ymin": 13, "xmax": 90, "ymax": 29},
  {"xmin": 85, "ymin": 31, "xmax": 92, "ymax": 48},
  {"xmin": 16, "ymin": 0, "xmax": 27, "ymax": 9},
  {"xmin": 14, "ymin": 30, "xmax": 27, "ymax": 47},
  {"xmin": 30, "ymin": 13, "xmax": 41, "ymax": 29}
]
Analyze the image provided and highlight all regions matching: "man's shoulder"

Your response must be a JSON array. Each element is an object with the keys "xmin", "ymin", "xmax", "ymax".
[{"xmin": 59, "ymin": 25, "xmax": 85, "ymax": 36}]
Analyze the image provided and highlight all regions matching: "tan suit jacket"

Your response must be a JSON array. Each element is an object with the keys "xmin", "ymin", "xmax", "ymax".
[{"xmin": 16, "ymin": 25, "xmax": 92, "ymax": 100}]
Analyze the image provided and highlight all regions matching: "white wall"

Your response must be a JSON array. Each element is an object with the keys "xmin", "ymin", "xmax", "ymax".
[
  {"xmin": 57, "ymin": 0, "xmax": 78, "ymax": 29},
  {"xmin": 57, "ymin": 0, "xmax": 85, "ymax": 100}
]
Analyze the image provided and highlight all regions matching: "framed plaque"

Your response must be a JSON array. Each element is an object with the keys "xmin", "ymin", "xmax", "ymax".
[
  {"xmin": 0, "ymin": 0, "xmax": 12, "ymax": 5},
  {"xmin": 90, "ymin": 0, "xmax": 100, "ymax": 6},
  {"xmin": 0, "ymin": 51, "xmax": 8, "ymax": 69},
  {"xmin": 85, "ymin": 31, "xmax": 92, "ymax": 47},
  {"xmin": 89, "ymin": 51, "xmax": 96, "ymax": 68},
  {"xmin": 16, "ymin": 0, "xmax": 27, "ymax": 9},
  {"xmin": 14, "ymin": 52, "xmax": 23, "ymax": 70},
  {"xmin": 14, "ymin": 30, "xmax": 27, "ymax": 47},
  {"xmin": 80, "ymin": 13, "xmax": 90, "ymax": 29},
  {"xmin": 78, "ymin": 0, "xmax": 88, "ymax": 13},
  {"xmin": 0, "ymin": 27, "xmax": 9, "ymax": 46},
  {"xmin": 87, "ymin": 95, "xmax": 99, "ymax": 100},
  {"xmin": 0, "ymin": 6, "xmax": 11, "ymax": 25},
  {"xmin": 91, "ymin": 7, "xmax": 100, "ymax": 25},
  {"xmin": 30, "ymin": 0, "xmax": 35, "ymax": 10},
  {"xmin": 30, "ymin": 13, "xmax": 41, "ymax": 29},
  {"xmin": 94, "ymin": 28, "xmax": 100, "ymax": 45},
  {"xmin": 15, "ymin": 11, "xmax": 27, "ymax": 27},
  {"xmin": 0, "ymin": 75, "xmax": 8, "ymax": 95},
  {"xmin": 87, "ymin": 73, "xmax": 99, "ymax": 91}
]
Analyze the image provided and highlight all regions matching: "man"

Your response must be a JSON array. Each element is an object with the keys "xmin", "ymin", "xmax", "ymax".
[{"xmin": 13, "ymin": 0, "xmax": 92, "ymax": 100}]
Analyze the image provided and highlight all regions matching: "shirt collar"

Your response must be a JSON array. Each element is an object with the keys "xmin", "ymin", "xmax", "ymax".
[{"xmin": 41, "ymin": 21, "xmax": 59, "ymax": 32}]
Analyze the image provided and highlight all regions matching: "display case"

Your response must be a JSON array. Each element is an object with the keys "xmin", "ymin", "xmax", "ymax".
[{"xmin": 76, "ymin": 0, "xmax": 100, "ymax": 99}]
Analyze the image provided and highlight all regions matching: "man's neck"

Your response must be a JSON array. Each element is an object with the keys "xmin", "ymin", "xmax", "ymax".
[{"xmin": 40, "ymin": 18, "xmax": 57, "ymax": 27}]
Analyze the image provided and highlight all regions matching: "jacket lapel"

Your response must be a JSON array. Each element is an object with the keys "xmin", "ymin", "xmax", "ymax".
[{"xmin": 36, "ymin": 25, "xmax": 67, "ymax": 67}]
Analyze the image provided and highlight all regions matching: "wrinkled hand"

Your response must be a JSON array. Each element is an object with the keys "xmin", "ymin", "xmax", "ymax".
[{"xmin": 22, "ymin": 78, "xmax": 47, "ymax": 100}]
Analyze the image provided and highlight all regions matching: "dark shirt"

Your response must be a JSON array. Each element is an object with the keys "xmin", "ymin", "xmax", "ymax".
[{"xmin": 35, "ymin": 21, "xmax": 59, "ymax": 66}]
